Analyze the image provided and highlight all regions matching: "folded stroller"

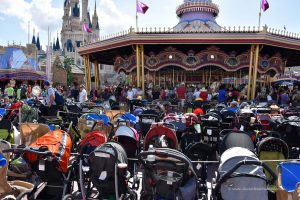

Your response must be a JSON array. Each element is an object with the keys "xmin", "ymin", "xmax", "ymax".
[
  {"xmin": 138, "ymin": 148, "xmax": 199, "ymax": 200},
  {"xmin": 144, "ymin": 123, "xmax": 178, "ymax": 150},
  {"xmin": 211, "ymin": 147, "xmax": 277, "ymax": 200},
  {"xmin": 84, "ymin": 141, "xmax": 137, "ymax": 200},
  {"xmin": 200, "ymin": 112, "xmax": 222, "ymax": 148},
  {"xmin": 277, "ymin": 162, "xmax": 300, "ymax": 200}
]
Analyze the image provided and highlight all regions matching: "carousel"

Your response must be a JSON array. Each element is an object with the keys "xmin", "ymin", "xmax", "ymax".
[
  {"xmin": 78, "ymin": 0, "xmax": 300, "ymax": 100},
  {"xmin": 0, "ymin": 44, "xmax": 46, "ymax": 86}
]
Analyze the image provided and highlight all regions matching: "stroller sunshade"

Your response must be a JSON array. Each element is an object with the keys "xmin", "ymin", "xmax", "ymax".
[
  {"xmin": 115, "ymin": 126, "xmax": 138, "ymax": 141},
  {"xmin": 280, "ymin": 162, "xmax": 300, "ymax": 192},
  {"xmin": 84, "ymin": 113, "xmax": 110, "ymax": 125},
  {"xmin": 220, "ymin": 131, "xmax": 254, "ymax": 154},
  {"xmin": 144, "ymin": 126, "xmax": 178, "ymax": 150},
  {"xmin": 118, "ymin": 113, "xmax": 138, "ymax": 125},
  {"xmin": 219, "ymin": 147, "xmax": 266, "ymax": 178}
]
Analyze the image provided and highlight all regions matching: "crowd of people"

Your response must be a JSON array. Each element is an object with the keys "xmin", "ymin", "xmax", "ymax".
[{"xmin": 1, "ymin": 80, "xmax": 300, "ymax": 115}]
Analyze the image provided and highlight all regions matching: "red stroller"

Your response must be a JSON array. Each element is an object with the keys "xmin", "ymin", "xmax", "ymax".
[{"xmin": 144, "ymin": 123, "xmax": 178, "ymax": 151}]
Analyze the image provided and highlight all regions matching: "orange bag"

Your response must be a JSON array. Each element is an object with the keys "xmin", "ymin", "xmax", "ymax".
[{"xmin": 25, "ymin": 130, "xmax": 72, "ymax": 173}]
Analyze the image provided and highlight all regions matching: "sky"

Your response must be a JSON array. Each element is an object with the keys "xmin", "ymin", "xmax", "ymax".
[{"xmin": 0, "ymin": 0, "xmax": 300, "ymax": 50}]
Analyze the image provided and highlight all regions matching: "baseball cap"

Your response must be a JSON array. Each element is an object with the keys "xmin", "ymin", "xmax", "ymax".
[{"xmin": 44, "ymin": 81, "xmax": 50, "ymax": 86}]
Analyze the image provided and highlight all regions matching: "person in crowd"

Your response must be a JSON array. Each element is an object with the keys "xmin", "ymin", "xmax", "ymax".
[
  {"xmin": 26, "ymin": 85, "xmax": 33, "ymax": 98},
  {"xmin": 176, "ymin": 83, "xmax": 186, "ymax": 109},
  {"xmin": 280, "ymin": 89, "xmax": 289, "ymax": 106},
  {"xmin": 159, "ymin": 87, "xmax": 166, "ymax": 100},
  {"xmin": 70, "ymin": 82, "xmax": 79, "ymax": 100},
  {"xmin": 218, "ymin": 85, "xmax": 227, "ymax": 103},
  {"xmin": 267, "ymin": 92, "xmax": 273, "ymax": 103},
  {"xmin": 207, "ymin": 88, "xmax": 212, "ymax": 101},
  {"xmin": 44, "ymin": 81, "xmax": 57, "ymax": 116},
  {"xmin": 79, "ymin": 84, "xmax": 88, "ymax": 103},
  {"xmin": 136, "ymin": 87, "xmax": 144, "ymax": 98},
  {"xmin": 5, "ymin": 83, "xmax": 15, "ymax": 99},
  {"xmin": 199, "ymin": 87, "xmax": 208, "ymax": 101},
  {"xmin": 20, "ymin": 84, "xmax": 27, "ymax": 99},
  {"xmin": 126, "ymin": 86, "xmax": 135, "ymax": 111},
  {"xmin": 152, "ymin": 86, "xmax": 160, "ymax": 100},
  {"xmin": 16, "ymin": 85, "xmax": 21, "ymax": 100},
  {"xmin": 193, "ymin": 87, "xmax": 200, "ymax": 100},
  {"xmin": 186, "ymin": 87, "xmax": 194, "ymax": 104}
]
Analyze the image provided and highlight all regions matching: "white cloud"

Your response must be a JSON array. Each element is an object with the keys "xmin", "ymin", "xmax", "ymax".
[
  {"xmin": 98, "ymin": 0, "xmax": 135, "ymax": 35},
  {"xmin": 0, "ymin": 0, "xmax": 62, "ymax": 38}
]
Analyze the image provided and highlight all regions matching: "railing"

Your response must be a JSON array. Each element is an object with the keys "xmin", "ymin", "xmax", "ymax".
[
  {"xmin": 81, "ymin": 25, "xmax": 300, "ymax": 47},
  {"xmin": 176, "ymin": 1, "xmax": 220, "ymax": 15}
]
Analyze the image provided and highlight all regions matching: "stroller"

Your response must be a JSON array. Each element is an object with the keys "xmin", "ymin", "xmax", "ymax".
[
  {"xmin": 82, "ymin": 141, "xmax": 137, "ymax": 200},
  {"xmin": 0, "ymin": 140, "xmax": 35, "ymax": 200},
  {"xmin": 276, "ymin": 162, "xmax": 300, "ymax": 200},
  {"xmin": 144, "ymin": 123, "xmax": 178, "ymax": 150},
  {"xmin": 211, "ymin": 147, "xmax": 277, "ymax": 200},
  {"xmin": 138, "ymin": 110, "xmax": 161, "ymax": 138},
  {"xmin": 219, "ymin": 130, "xmax": 254, "ymax": 155},
  {"xmin": 219, "ymin": 109, "xmax": 236, "ymax": 129},
  {"xmin": 113, "ymin": 125, "xmax": 139, "ymax": 172},
  {"xmin": 138, "ymin": 148, "xmax": 199, "ymax": 200},
  {"xmin": 18, "ymin": 123, "xmax": 50, "ymax": 146},
  {"xmin": 257, "ymin": 137, "xmax": 289, "ymax": 182},
  {"xmin": 9, "ymin": 130, "xmax": 73, "ymax": 200}
]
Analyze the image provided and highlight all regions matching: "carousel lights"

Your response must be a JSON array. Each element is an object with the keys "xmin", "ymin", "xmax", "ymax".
[
  {"xmin": 169, "ymin": 55, "xmax": 173, "ymax": 60},
  {"xmin": 210, "ymin": 55, "xmax": 215, "ymax": 59}
]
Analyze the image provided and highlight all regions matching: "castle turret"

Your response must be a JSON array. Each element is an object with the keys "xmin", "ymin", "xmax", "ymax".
[
  {"xmin": 92, "ymin": 0, "xmax": 99, "ymax": 30},
  {"xmin": 174, "ymin": 0, "xmax": 221, "ymax": 31},
  {"xmin": 56, "ymin": 33, "xmax": 60, "ymax": 50},
  {"xmin": 31, "ymin": 28, "xmax": 36, "ymax": 44},
  {"xmin": 36, "ymin": 32, "xmax": 41, "ymax": 50}
]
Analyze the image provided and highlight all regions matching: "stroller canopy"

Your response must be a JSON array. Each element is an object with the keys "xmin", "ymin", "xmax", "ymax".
[
  {"xmin": 83, "ymin": 113, "xmax": 110, "ymax": 125},
  {"xmin": 220, "ymin": 131, "xmax": 254, "ymax": 155},
  {"xmin": 118, "ymin": 113, "xmax": 138, "ymax": 125},
  {"xmin": 115, "ymin": 126, "xmax": 138, "ymax": 141},
  {"xmin": 144, "ymin": 125, "xmax": 178, "ymax": 150},
  {"xmin": 0, "ymin": 109, "xmax": 6, "ymax": 118}
]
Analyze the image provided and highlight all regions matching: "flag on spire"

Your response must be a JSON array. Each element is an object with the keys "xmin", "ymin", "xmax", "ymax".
[
  {"xmin": 83, "ymin": 23, "xmax": 93, "ymax": 33},
  {"xmin": 261, "ymin": 0, "xmax": 269, "ymax": 12},
  {"xmin": 137, "ymin": 1, "xmax": 149, "ymax": 14}
]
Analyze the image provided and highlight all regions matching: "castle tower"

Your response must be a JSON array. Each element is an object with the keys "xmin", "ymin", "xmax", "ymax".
[
  {"xmin": 31, "ymin": 28, "xmax": 36, "ymax": 44},
  {"xmin": 174, "ymin": 0, "xmax": 221, "ymax": 31},
  {"xmin": 82, "ymin": 0, "xmax": 89, "ymax": 24},
  {"xmin": 62, "ymin": 0, "xmax": 70, "ymax": 31}
]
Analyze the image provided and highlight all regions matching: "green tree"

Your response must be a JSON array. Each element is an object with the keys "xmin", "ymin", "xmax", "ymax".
[{"xmin": 63, "ymin": 56, "xmax": 74, "ymax": 86}]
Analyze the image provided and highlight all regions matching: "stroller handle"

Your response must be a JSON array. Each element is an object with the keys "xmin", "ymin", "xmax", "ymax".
[
  {"xmin": 3, "ymin": 147, "xmax": 52, "ymax": 157},
  {"xmin": 214, "ymin": 160, "xmax": 277, "ymax": 193},
  {"xmin": 138, "ymin": 149, "xmax": 191, "ymax": 168}
]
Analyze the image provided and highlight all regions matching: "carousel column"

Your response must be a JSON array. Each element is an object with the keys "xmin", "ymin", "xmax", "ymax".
[
  {"xmin": 251, "ymin": 45, "xmax": 260, "ymax": 100},
  {"xmin": 141, "ymin": 44, "xmax": 145, "ymax": 93},
  {"xmin": 247, "ymin": 45, "xmax": 255, "ymax": 100},
  {"xmin": 94, "ymin": 61, "xmax": 100, "ymax": 90},
  {"xmin": 136, "ymin": 44, "xmax": 140, "ymax": 87}
]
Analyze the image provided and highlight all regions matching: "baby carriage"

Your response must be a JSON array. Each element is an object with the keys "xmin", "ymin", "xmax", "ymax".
[
  {"xmin": 113, "ymin": 125, "xmax": 139, "ymax": 171},
  {"xmin": 0, "ymin": 140, "xmax": 35, "ymax": 200},
  {"xmin": 211, "ymin": 147, "xmax": 277, "ymax": 200},
  {"xmin": 144, "ymin": 123, "xmax": 178, "ymax": 150},
  {"xmin": 257, "ymin": 137, "xmax": 289, "ymax": 184},
  {"xmin": 82, "ymin": 141, "xmax": 137, "ymax": 200},
  {"xmin": 219, "ymin": 109, "xmax": 236, "ymax": 129},
  {"xmin": 12, "ymin": 130, "xmax": 73, "ymax": 199},
  {"xmin": 272, "ymin": 116, "xmax": 300, "ymax": 148},
  {"xmin": 184, "ymin": 142, "xmax": 213, "ymax": 198},
  {"xmin": 138, "ymin": 148, "xmax": 199, "ymax": 200},
  {"xmin": 138, "ymin": 109, "xmax": 161, "ymax": 138},
  {"xmin": 219, "ymin": 130, "xmax": 254, "ymax": 155},
  {"xmin": 199, "ymin": 112, "xmax": 222, "ymax": 149},
  {"xmin": 276, "ymin": 162, "xmax": 300, "ymax": 200}
]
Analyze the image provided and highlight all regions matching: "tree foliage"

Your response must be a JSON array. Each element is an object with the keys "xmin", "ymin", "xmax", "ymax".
[{"xmin": 63, "ymin": 56, "xmax": 74, "ymax": 86}]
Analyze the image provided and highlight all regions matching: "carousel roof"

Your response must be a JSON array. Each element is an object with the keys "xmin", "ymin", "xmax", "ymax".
[{"xmin": 78, "ymin": 26, "xmax": 300, "ymax": 67}]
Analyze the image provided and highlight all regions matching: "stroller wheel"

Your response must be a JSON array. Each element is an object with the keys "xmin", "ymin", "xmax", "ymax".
[{"xmin": 62, "ymin": 194, "xmax": 74, "ymax": 200}]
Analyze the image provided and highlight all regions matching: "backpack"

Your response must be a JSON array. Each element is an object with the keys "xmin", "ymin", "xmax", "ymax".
[
  {"xmin": 20, "ymin": 87, "xmax": 27, "ymax": 99},
  {"xmin": 55, "ymin": 91, "xmax": 65, "ymax": 105}
]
